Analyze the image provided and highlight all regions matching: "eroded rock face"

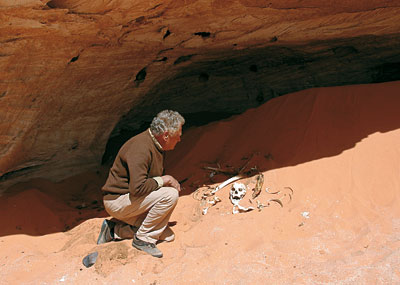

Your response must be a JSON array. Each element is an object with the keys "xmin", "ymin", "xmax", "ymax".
[{"xmin": 1, "ymin": 0, "xmax": 400, "ymax": 189}]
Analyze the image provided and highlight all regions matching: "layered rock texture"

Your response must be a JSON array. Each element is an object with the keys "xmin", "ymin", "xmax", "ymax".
[{"xmin": 1, "ymin": 0, "xmax": 400, "ymax": 189}]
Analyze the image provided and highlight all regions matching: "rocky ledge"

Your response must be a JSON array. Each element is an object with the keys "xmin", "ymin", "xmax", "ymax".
[{"xmin": 1, "ymin": 0, "xmax": 399, "ymax": 189}]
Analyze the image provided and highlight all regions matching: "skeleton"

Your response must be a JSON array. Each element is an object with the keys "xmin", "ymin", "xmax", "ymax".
[
  {"xmin": 229, "ymin": 182, "xmax": 254, "ymax": 214},
  {"xmin": 196, "ymin": 158, "xmax": 294, "ymax": 215}
]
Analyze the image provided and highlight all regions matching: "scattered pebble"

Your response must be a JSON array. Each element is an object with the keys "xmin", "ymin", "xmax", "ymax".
[{"xmin": 301, "ymin": 211, "xmax": 310, "ymax": 219}]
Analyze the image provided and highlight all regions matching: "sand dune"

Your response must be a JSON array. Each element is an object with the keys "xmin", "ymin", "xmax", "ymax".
[{"xmin": 1, "ymin": 81, "xmax": 400, "ymax": 284}]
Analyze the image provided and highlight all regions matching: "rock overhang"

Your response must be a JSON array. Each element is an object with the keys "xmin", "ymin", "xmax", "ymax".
[{"xmin": 1, "ymin": 0, "xmax": 400, "ymax": 189}]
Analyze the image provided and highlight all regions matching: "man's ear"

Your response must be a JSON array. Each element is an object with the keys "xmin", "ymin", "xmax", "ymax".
[{"xmin": 163, "ymin": 132, "xmax": 169, "ymax": 141}]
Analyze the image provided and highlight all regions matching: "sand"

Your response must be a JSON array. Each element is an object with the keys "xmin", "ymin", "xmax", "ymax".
[{"xmin": 1, "ymin": 81, "xmax": 400, "ymax": 284}]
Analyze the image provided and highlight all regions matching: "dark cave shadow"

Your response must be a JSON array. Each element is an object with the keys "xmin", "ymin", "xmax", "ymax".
[
  {"xmin": 0, "ymin": 199, "xmax": 109, "ymax": 238},
  {"xmin": 0, "ymin": 174, "xmax": 110, "ymax": 238}
]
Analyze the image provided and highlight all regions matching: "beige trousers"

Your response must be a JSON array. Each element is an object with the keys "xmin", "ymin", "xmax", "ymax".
[{"xmin": 103, "ymin": 187, "xmax": 179, "ymax": 244}]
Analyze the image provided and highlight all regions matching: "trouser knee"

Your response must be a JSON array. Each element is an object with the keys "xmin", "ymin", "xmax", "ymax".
[{"xmin": 161, "ymin": 187, "xmax": 179, "ymax": 205}]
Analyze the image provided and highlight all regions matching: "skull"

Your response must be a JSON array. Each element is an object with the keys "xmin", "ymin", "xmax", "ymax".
[
  {"xmin": 230, "ymin": 182, "xmax": 247, "ymax": 205},
  {"xmin": 230, "ymin": 182, "xmax": 254, "ymax": 214}
]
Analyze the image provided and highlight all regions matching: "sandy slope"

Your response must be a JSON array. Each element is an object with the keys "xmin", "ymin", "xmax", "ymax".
[{"xmin": 1, "ymin": 81, "xmax": 400, "ymax": 284}]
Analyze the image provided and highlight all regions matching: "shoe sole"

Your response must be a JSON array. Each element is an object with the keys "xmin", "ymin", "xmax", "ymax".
[
  {"xmin": 96, "ymin": 220, "xmax": 109, "ymax": 244},
  {"xmin": 132, "ymin": 242, "xmax": 163, "ymax": 258}
]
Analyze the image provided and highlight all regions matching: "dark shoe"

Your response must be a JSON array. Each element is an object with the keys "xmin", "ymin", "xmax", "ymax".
[
  {"xmin": 96, "ymin": 219, "xmax": 115, "ymax": 244},
  {"xmin": 132, "ymin": 234, "xmax": 163, "ymax": 258}
]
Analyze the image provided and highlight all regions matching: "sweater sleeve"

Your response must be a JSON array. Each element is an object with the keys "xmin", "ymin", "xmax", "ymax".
[{"xmin": 125, "ymin": 146, "xmax": 159, "ymax": 196}]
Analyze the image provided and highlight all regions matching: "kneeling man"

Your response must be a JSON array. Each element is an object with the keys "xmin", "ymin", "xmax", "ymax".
[{"xmin": 97, "ymin": 110, "xmax": 184, "ymax": 258}]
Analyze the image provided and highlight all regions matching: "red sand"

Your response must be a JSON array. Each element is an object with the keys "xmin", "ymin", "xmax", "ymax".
[{"xmin": 1, "ymin": 81, "xmax": 400, "ymax": 284}]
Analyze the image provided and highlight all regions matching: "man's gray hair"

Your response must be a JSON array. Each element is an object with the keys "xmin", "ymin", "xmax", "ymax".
[{"xmin": 150, "ymin": 110, "xmax": 185, "ymax": 136}]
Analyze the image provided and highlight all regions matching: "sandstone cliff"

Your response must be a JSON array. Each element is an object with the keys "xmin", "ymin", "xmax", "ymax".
[{"xmin": 1, "ymin": 0, "xmax": 399, "ymax": 189}]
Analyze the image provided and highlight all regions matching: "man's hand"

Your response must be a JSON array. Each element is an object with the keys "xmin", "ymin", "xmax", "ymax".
[{"xmin": 161, "ymin": 175, "xmax": 181, "ymax": 191}]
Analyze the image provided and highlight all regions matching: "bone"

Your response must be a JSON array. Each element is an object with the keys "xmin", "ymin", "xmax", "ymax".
[
  {"xmin": 208, "ymin": 196, "xmax": 221, "ymax": 205},
  {"xmin": 202, "ymin": 196, "xmax": 221, "ymax": 215},
  {"xmin": 284, "ymin": 186, "xmax": 294, "ymax": 195},
  {"xmin": 256, "ymin": 200, "xmax": 269, "ymax": 211},
  {"xmin": 237, "ymin": 204, "xmax": 254, "ymax": 213},
  {"xmin": 269, "ymin": 199, "xmax": 283, "ymax": 207},
  {"xmin": 266, "ymin": 187, "xmax": 281, "ymax": 194},
  {"xmin": 211, "ymin": 175, "xmax": 242, "ymax": 195},
  {"xmin": 252, "ymin": 173, "xmax": 264, "ymax": 199}
]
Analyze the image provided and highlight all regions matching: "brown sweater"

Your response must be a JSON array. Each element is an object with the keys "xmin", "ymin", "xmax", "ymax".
[{"xmin": 102, "ymin": 129, "xmax": 164, "ymax": 197}]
